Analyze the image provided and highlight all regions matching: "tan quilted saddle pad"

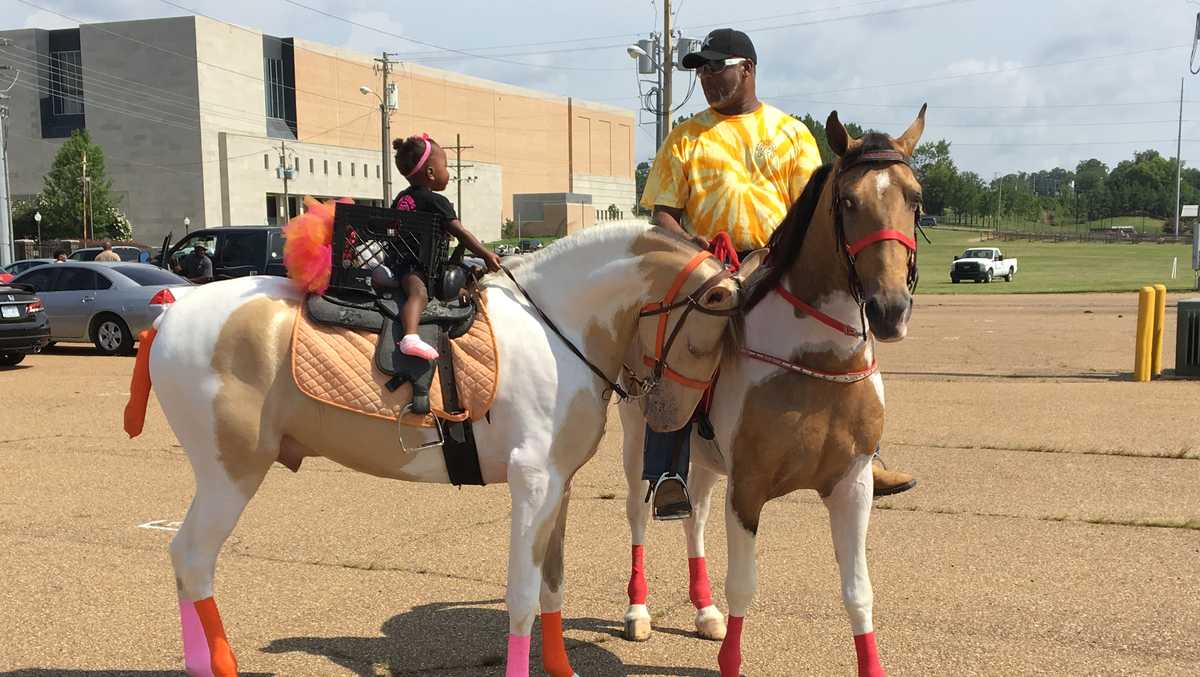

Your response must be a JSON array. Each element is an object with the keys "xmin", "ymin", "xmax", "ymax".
[{"xmin": 290, "ymin": 294, "xmax": 499, "ymax": 428}]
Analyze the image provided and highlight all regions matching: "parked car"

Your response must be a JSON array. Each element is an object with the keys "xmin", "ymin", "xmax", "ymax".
[
  {"xmin": 5, "ymin": 258, "xmax": 55, "ymax": 275},
  {"xmin": 494, "ymin": 244, "xmax": 517, "ymax": 257},
  {"xmin": 950, "ymin": 247, "xmax": 1018, "ymax": 283},
  {"xmin": 11, "ymin": 262, "xmax": 193, "ymax": 354},
  {"xmin": 919, "ymin": 215, "xmax": 937, "ymax": 228},
  {"xmin": 517, "ymin": 239, "xmax": 543, "ymax": 253},
  {"xmin": 69, "ymin": 246, "xmax": 150, "ymax": 263},
  {"xmin": 0, "ymin": 283, "xmax": 51, "ymax": 366},
  {"xmin": 158, "ymin": 226, "xmax": 286, "ymax": 281}
]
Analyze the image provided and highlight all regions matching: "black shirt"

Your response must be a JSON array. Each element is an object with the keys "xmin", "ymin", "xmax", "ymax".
[{"xmin": 392, "ymin": 185, "xmax": 457, "ymax": 224}]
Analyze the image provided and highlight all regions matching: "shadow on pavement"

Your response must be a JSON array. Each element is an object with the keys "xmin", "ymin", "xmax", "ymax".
[
  {"xmin": 1, "ymin": 672, "xmax": 273, "ymax": 676},
  {"xmin": 262, "ymin": 598, "xmax": 721, "ymax": 676}
]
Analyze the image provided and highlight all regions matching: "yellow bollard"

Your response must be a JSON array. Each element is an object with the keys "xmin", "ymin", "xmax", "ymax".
[
  {"xmin": 1134, "ymin": 286, "xmax": 1155, "ymax": 382},
  {"xmin": 1152, "ymin": 284, "xmax": 1167, "ymax": 377}
]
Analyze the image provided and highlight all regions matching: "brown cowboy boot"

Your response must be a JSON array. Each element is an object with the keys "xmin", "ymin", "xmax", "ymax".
[{"xmin": 872, "ymin": 449, "xmax": 916, "ymax": 498}]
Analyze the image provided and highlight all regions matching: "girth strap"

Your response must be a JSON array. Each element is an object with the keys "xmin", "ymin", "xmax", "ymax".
[{"xmin": 436, "ymin": 329, "xmax": 485, "ymax": 486}]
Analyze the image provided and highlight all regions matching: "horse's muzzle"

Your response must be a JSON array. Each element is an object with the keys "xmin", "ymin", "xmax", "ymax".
[{"xmin": 866, "ymin": 293, "xmax": 912, "ymax": 342}]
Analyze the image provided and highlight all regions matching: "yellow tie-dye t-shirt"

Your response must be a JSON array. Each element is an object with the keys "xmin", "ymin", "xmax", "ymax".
[{"xmin": 640, "ymin": 103, "xmax": 821, "ymax": 251}]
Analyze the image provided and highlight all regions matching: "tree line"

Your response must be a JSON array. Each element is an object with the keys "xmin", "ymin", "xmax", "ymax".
[{"xmin": 635, "ymin": 112, "xmax": 1198, "ymax": 233}]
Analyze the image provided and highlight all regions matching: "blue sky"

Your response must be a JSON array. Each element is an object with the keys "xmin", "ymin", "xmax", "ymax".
[{"xmin": 7, "ymin": 0, "xmax": 1199, "ymax": 178}]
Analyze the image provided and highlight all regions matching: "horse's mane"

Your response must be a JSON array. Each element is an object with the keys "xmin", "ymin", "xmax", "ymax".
[
  {"xmin": 744, "ymin": 163, "xmax": 833, "ymax": 310},
  {"xmin": 500, "ymin": 221, "xmax": 655, "ymax": 273},
  {"xmin": 744, "ymin": 132, "xmax": 900, "ymax": 310}
]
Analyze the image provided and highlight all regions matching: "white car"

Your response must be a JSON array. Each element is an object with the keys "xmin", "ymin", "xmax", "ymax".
[{"xmin": 950, "ymin": 247, "xmax": 1018, "ymax": 283}]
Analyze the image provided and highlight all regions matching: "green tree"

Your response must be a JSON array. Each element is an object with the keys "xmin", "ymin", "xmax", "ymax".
[
  {"xmin": 634, "ymin": 161, "xmax": 652, "ymax": 215},
  {"xmin": 912, "ymin": 140, "xmax": 957, "ymax": 216},
  {"xmin": 794, "ymin": 113, "xmax": 865, "ymax": 164},
  {"xmin": 38, "ymin": 129, "xmax": 125, "ymax": 240}
]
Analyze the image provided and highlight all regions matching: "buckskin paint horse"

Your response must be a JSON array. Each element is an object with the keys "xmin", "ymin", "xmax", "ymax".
[
  {"xmin": 124, "ymin": 222, "xmax": 743, "ymax": 677},
  {"xmin": 618, "ymin": 107, "xmax": 927, "ymax": 677}
]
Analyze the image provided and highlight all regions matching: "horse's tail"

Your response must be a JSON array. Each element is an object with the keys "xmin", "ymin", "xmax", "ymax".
[{"xmin": 123, "ymin": 328, "xmax": 158, "ymax": 438}]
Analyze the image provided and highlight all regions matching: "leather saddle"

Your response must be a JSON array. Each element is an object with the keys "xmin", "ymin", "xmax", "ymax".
[{"xmin": 303, "ymin": 262, "xmax": 477, "ymax": 415}]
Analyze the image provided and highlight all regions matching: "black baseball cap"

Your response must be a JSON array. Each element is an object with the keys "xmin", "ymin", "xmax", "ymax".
[{"xmin": 681, "ymin": 28, "xmax": 757, "ymax": 69}]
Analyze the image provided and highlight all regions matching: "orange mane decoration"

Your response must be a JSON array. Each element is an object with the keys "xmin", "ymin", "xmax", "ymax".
[{"xmin": 282, "ymin": 196, "xmax": 351, "ymax": 295}]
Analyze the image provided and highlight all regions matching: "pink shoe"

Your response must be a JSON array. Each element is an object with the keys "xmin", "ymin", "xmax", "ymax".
[{"xmin": 398, "ymin": 334, "xmax": 439, "ymax": 360}]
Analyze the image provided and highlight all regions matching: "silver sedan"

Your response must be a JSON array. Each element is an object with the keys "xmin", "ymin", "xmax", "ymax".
[{"xmin": 11, "ymin": 262, "xmax": 194, "ymax": 354}]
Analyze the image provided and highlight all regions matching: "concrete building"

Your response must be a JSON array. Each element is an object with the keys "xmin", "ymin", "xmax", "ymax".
[{"xmin": 0, "ymin": 16, "xmax": 635, "ymax": 245}]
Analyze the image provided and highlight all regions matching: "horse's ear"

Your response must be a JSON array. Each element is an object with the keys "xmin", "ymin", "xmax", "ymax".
[
  {"xmin": 895, "ymin": 103, "xmax": 928, "ymax": 157},
  {"xmin": 826, "ymin": 110, "xmax": 851, "ymax": 157}
]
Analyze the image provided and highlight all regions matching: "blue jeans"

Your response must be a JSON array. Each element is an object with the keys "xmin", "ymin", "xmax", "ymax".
[{"xmin": 642, "ymin": 422, "xmax": 692, "ymax": 483}]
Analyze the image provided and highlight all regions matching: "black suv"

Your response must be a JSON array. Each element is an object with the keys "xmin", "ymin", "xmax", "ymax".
[
  {"xmin": 158, "ymin": 227, "xmax": 286, "ymax": 281},
  {"xmin": 0, "ymin": 284, "xmax": 51, "ymax": 366}
]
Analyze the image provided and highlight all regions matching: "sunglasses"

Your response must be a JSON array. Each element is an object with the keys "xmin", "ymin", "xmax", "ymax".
[{"xmin": 698, "ymin": 57, "xmax": 748, "ymax": 75}]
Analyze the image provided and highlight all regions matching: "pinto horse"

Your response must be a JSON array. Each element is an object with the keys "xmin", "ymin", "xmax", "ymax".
[
  {"xmin": 619, "ymin": 107, "xmax": 928, "ymax": 676},
  {"xmin": 127, "ymin": 222, "xmax": 743, "ymax": 677}
]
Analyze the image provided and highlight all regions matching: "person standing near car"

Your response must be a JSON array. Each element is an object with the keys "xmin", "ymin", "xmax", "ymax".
[
  {"xmin": 180, "ymin": 244, "xmax": 214, "ymax": 283},
  {"xmin": 95, "ymin": 242, "xmax": 121, "ymax": 262}
]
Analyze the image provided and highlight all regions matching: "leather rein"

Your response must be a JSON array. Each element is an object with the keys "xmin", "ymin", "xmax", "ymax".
[{"xmin": 501, "ymin": 249, "xmax": 736, "ymax": 401}]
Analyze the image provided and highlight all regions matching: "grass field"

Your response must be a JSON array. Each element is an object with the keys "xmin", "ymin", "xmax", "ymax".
[{"xmin": 919, "ymin": 229, "xmax": 1197, "ymax": 294}]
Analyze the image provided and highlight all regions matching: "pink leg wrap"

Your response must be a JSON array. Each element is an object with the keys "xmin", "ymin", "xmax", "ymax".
[
  {"xmin": 717, "ymin": 615, "xmax": 744, "ymax": 677},
  {"xmin": 688, "ymin": 556, "xmax": 714, "ymax": 609},
  {"xmin": 854, "ymin": 632, "xmax": 886, "ymax": 677},
  {"xmin": 179, "ymin": 597, "xmax": 212, "ymax": 676},
  {"xmin": 628, "ymin": 544, "xmax": 647, "ymax": 605},
  {"xmin": 505, "ymin": 633, "xmax": 531, "ymax": 677}
]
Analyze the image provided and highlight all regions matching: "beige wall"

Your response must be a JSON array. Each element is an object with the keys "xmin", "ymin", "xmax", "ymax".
[{"xmin": 292, "ymin": 45, "xmax": 634, "ymax": 226}]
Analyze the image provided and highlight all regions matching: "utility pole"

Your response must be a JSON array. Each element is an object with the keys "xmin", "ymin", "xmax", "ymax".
[
  {"xmin": 662, "ymin": 0, "xmax": 673, "ymax": 142},
  {"xmin": 0, "ymin": 71, "xmax": 12, "ymax": 266},
  {"xmin": 81, "ymin": 149, "xmax": 91, "ymax": 245},
  {"xmin": 374, "ymin": 52, "xmax": 399, "ymax": 202},
  {"xmin": 278, "ymin": 140, "xmax": 292, "ymax": 221},
  {"xmin": 1175, "ymin": 77, "xmax": 1184, "ymax": 239},
  {"xmin": 445, "ymin": 134, "xmax": 475, "ymax": 219}
]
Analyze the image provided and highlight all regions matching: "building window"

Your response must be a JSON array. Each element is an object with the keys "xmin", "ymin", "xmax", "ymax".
[
  {"xmin": 309, "ymin": 159, "xmax": 314, "ymax": 174},
  {"xmin": 337, "ymin": 161, "xmax": 342, "ymax": 176},
  {"xmin": 264, "ymin": 154, "xmax": 270, "ymax": 170},
  {"xmin": 324, "ymin": 160, "xmax": 329, "ymax": 175},
  {"xmin": 50, "ymin": 50, "xmax": 84, "ymax": 116},
  {"xmin": 376, "ymin": 165, "xmax": 380, "ymax": 179},
  {"xmin": 363, "ymin": 163, "xmax": 368, "ymax": 179},
  {"xmin": 294, "ymin": 157, "xmax": 300, "ymax": 172},
  {"xmin": 264, "ymin": 57, "xmax": 287, "ymax": 121},
  {"xmin": 351, "ymin": 163, "xmax": 355, "ymax": 177}
]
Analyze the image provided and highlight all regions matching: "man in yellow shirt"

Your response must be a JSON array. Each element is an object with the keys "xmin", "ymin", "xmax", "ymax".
[{"xmin": 641, "ymin": 28, "xmax": 915, "ymax": 519}]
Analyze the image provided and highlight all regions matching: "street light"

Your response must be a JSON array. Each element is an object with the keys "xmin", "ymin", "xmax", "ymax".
[
  {"xmin": 183, "ymin": 216, "xmax": 190, "ymax": 234},
  {"xmin": 361, "ymin": 83, "xmax": 396, "ymax": 203},
  {"xmin": 33, "ymin": 211, "xmax": 41, "ymax": 245}
]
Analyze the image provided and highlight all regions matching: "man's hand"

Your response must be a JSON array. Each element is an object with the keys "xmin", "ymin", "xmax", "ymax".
[
  {"xmin": 690, "ymin": 234, "xmax": 710, "ymax": 249},
  {"xmin": 483, "ymin": 251, "xmax": 503, "ymax": 273}
]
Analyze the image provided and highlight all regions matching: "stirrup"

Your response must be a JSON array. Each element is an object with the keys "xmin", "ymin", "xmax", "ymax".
[{"xmin": 650, "ymin": 473, "xmax": 692, "ymax": 521}]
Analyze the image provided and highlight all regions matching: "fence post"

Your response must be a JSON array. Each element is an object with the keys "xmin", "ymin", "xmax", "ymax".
[
  {"xmin": 1134, "ymin": 286, "xmax": 1155, "ymax": 382},
  {"xmin": 1152, "ymin": 283, "xmax": 1167, "ymax": 377}
]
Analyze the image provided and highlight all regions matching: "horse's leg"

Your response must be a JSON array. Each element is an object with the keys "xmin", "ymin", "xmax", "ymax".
[
  {"xmin": 170, "ymin": 450, "xmax": 270, "ymax": 677},
  {"xmin": 506, "ymin": 466, "xmax": 567, "ymax": 677},
  {"xmin": 717, "ymin": 491, "xmax": 764, "ymax": 677},
  {"xmin": 538, "ymin": 488, "xmax": 579, "ymax": 677},
  {"xmin": 684, "ymin": 460, "xmax": 726, "ymax": 641},
  {"xmin": 618, "ymin": 401, "xmax": 653, "ymax": 642},
  {"xmin": 823, "ymin": 453, "xmax": 885, "ymax": 677}
]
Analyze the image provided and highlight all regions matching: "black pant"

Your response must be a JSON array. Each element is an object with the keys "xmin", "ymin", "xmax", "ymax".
[{"xmin": 642, "ymin": 422, "xmax": 692, "ymax": 483}]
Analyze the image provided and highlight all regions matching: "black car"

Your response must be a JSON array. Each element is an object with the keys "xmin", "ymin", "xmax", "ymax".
[
  {"xmin": 158, "ymin": 226, "xmax": 286, "ymax": 281},
  {"xmin": 0, "ymin": 284, "xmax": 51, "ymax": 366}
]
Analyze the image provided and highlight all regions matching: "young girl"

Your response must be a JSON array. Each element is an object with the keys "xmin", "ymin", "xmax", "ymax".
[{"xmin": 391, "ymin": 133, "xmax": 502, "ymax": 360}]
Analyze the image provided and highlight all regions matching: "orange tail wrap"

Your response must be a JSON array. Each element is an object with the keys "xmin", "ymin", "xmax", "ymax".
[{"xmin": 123, "ymin": 328, "xmax": 157, "ymax": 438}]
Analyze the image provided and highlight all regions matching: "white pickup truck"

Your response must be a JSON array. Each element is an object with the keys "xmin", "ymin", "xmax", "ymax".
[{"xmin": 950, "ymin": 247, "xmax": 1018, "ymax": 283}]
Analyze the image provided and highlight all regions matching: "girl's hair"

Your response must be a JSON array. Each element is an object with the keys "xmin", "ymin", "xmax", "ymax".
[{"xmin": 393, "ymin": 135, "xmax": 437, "ymax": 176}]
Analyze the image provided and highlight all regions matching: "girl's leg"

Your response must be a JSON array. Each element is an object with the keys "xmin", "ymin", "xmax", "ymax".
[{"xmin": 397, "ymin": 273, "xmax": 438, "ymax": 359}]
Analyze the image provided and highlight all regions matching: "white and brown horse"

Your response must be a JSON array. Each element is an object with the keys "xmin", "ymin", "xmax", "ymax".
[
  {"xmin": 125, "ymin": 222, "xmax": 742, "ymax": 677},
  {"xmin": 619, "ymin": 108, "xmax": 927, "ymax": 676}
]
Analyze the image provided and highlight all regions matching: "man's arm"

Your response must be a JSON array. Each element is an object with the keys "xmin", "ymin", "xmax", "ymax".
[{"xmin": 652, "ymin": 205, "xmax": 708, "ymax": 248}]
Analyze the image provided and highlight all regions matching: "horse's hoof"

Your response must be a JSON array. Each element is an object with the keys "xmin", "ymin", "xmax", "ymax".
[
  {"xmin": 623, "ymin": 605, "xmax": 652, "ymax": 642},
  {"xmin": 695, "ymin": 605, "xmax": 726, "ymax": 641}
]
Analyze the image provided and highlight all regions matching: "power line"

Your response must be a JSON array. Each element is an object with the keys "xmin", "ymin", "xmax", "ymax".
[{"xmin": 278, "ymin": 0, "xmax": 625, "ymax": 72}]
